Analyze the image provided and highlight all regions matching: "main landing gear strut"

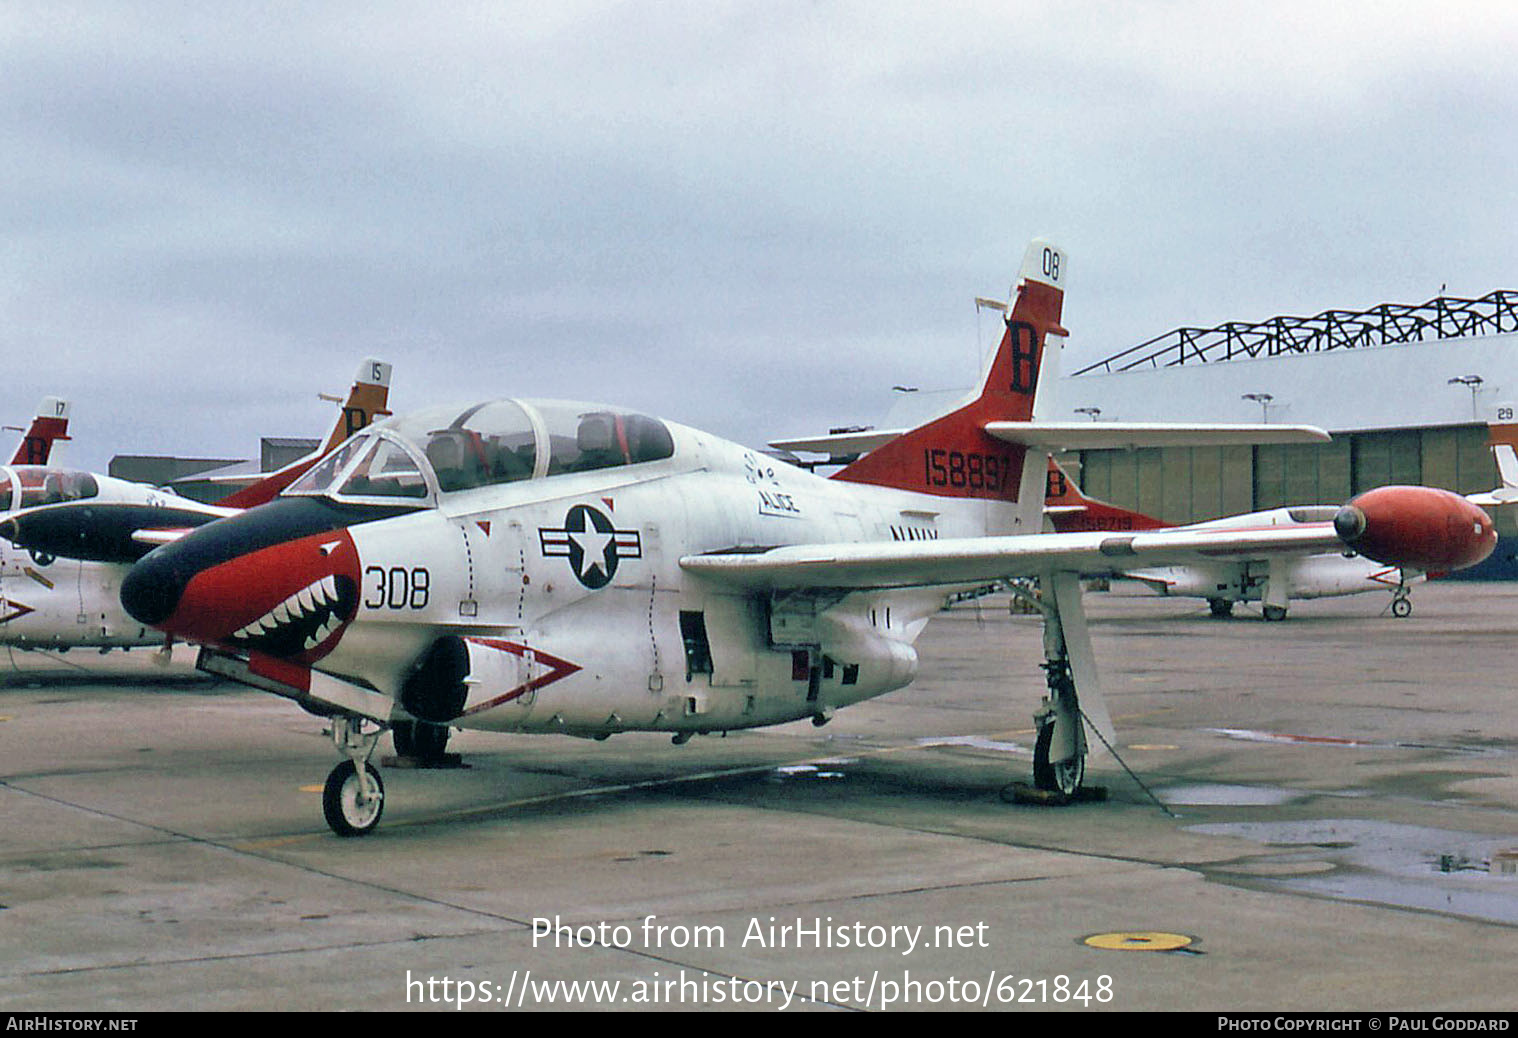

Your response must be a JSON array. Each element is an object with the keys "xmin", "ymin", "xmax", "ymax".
[
  {"xmin": 323, "ymin": 715, "xmax": 385, "ymax": 837},
  {"xmin": 1033, "ymin": 656, "xmax": 1085, "ymax": 795},
  {"xmin": 1011, "ymin": 572, "xmax": 1116, "ymax": 803}
]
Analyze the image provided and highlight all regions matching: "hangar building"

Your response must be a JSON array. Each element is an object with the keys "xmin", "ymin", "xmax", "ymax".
[{"xmin": 1053, "ymin": 291, "xmax": 1518, "ymax": 576}]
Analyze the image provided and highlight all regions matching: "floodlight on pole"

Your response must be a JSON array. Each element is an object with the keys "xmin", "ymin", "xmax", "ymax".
[
  {"xmin": 1448, "ymin": 375, "xmax": 1484, "ymax": 419},
  {"xmin": 1242, "ymin": 393, "xmax": 1275, "ymax": 422}
]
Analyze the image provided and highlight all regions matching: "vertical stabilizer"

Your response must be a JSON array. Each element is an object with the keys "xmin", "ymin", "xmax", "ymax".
[
  {"xmin": 10, "ymin": 397, "xmax": 71, "ymax": 466},
  {"xmin": 216, "ymin": 359, "xmax": 393, "ymax": 509},
  {"xmin": 1044, "ymin": 458, "xmax": 1169, "ymax": 533},
  {"xmin": 835, "ymin": 239, "xmax": 1067, "ymax": 532}
]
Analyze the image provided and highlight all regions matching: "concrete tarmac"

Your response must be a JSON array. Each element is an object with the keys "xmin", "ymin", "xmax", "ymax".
[{"xmin": 2, "ymin": 581, "xmax": 1516, "ymax": 1012}]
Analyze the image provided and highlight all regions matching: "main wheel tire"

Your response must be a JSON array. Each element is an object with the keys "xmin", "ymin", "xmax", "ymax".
[
  {"xmin": 392, "ymin": 720, "xmax": 451, "ymax": 760},
  {"xmin": 1033, "ymin": 723, "xmax": 1085, "ymax": 796},
  {"xmin": 322, "ymin": 760, "xmax": 385, "ymax": 837},
  {"xmin": 1208, "ymin": 597, "xmax": 1234, "ymax": 617},
  {"xmin": 1263, "ymin": 604, "xmax": 1288, "ymax": 622}
]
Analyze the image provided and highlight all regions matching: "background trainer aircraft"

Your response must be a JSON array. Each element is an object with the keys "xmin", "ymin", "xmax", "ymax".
[
  {"xmin": 1044, "ymin": 459, "xmax": 1421, "ymax": 618},
  {"xmin": 0, "ymin": 359, "xmax": 392, "ymax": 652},
  {"xmin": 96, "ymin": 240, "xmax": 1493, "ymax": 837},
  {"xmin": 1048, "ymin": 443, "xmax": 1518, "ymax": 620}
]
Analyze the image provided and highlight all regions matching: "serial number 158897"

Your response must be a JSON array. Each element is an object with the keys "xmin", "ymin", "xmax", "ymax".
[{"xmin": 922, "ymin": 449, "xmax": 1008, "ymax": 492}]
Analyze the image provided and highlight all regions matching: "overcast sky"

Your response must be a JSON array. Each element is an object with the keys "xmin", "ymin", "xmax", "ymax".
[{"xmin": 5, "ymin": 1, "xmax": 1515, "ymax": 472}]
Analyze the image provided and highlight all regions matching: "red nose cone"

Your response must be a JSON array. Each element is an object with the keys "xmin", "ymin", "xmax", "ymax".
[
  {"xmin": 1338, "ymin": 486, "xmax": 1496, "ymax": 572},
  {"xmin": 164, "ymin": 530, "xmax": 363, "ymax": 663}
]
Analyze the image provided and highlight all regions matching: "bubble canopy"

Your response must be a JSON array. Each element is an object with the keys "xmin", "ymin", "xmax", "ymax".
[
  {"xmin": 285, "ymin": 399, "xmax": 676, "ymax": 505},
  {"xmin": 0, "ymin": 466, "xmax": 101, "ymax": 512}
]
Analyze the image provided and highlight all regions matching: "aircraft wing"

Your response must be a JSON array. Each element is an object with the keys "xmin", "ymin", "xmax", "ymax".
[
  {"xmin": 680, "ymin": 523, "xmax": 1347, "ymax": 592},
  {"xmin": 0, "ymin": 500, "xmax": 234, "ymax": 564},
  {"xmin": 1467, "ymin": 444, "xmax": 1518, "ymax": 506},
  {"xmin": 682, "ymin": 484, "xmax": 1496, "ymax": 591}
]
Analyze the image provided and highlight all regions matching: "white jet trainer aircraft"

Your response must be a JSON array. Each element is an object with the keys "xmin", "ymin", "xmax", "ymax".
[
  {"xmin": 0, "ymin": 360, "xmax": 392, "ymax": 651},
  {"xmin": 106, "ymin": 241, "xmax": 1495, "ymax": 836}
]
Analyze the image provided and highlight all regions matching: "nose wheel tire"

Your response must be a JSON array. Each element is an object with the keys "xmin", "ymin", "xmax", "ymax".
[
  {"xmin": 323, "ymin": 760, "xmax": 385, "ymax": 837},
  {"xmin": 1391, "ymin": 596, "xmax": 1412, "ymax": 618},
  {"xmin": 1033, "ymin": 723, "xmax": 1085, "ymax": 797}
]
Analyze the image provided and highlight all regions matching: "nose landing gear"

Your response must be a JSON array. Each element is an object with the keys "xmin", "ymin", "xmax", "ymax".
[{"xmin": 324, "ymin": 716, "xmax": 385, "ymax": 836}]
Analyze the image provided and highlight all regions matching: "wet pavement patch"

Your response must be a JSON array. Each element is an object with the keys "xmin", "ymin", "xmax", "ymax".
[
  {"xmin": 1160, "ymin": 783, "xmax": 1308, "ymax": 806},
  {"xmin": 1189, "ymin": 818, "xmax": 1518, "ymax": 924}
]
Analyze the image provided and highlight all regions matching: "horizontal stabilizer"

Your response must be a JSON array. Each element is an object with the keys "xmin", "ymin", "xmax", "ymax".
[
  {"xmin": 984, "ymin": 421, "xmax": 1330, "ymax": 450},
  {"xmin": 774, "ymin": 420, "xmax": 1329, "ymax": 457},
  {"xmin": 1467, "ymin": 444, "xmax": 1518, "ymax": 506},
  {"xmin": 768, "ymin": 429, "xmax": 904, "ymax": 455}
]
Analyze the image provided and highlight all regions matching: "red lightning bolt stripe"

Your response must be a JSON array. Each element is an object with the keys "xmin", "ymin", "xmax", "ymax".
[{"xmin": 458, "ymin": 638, "xmax": 582, "ymax": 716}]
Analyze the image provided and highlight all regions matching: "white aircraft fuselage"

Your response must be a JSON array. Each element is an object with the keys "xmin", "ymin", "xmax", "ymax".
[
  {"xmin": 124, "ymin": 406, "xmax": 1012, "ymax": 736},
  {"xmin": 0, "ymin": 467, "xmax": 186, "ymax": 649}
]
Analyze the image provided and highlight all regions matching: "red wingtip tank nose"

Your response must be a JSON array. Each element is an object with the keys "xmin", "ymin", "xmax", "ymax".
[{"xmin": 1334, "ymin": 486, "xmax": 1496, "ymax": 572}]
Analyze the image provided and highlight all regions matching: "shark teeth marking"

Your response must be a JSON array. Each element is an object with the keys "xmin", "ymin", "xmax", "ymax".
[
  {"xmin": 304, "ymin": 616, "xmax": 340, "ymax": 651},
  {"xmin": 229, "ymin": 575, "xmax": 352, "ymax": 654}
]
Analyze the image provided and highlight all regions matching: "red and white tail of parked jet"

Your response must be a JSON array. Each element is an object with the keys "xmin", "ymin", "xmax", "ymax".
[{"xmin": 6, "ymin": 397, "xmax": 71, "ymax": 467}]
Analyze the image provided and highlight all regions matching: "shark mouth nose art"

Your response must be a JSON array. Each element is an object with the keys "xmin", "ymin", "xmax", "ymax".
[
  {"xmin": 228, "ymin": 573, "xmax": 360, "ymax": 657},
  {"xmin": 121, "ymin": 505, "xmax": 366, "ymax": 664}
]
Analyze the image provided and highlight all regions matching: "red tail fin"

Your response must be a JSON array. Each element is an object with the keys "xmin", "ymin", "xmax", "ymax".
[
  {"xmin": 835, "ymin": 240, "xmax": 1066, "ymax": 514},
  {"xmin": 216, "ymin": 359, "xmax": 393, "ymax": 509},
  {"xmin": 9, "ymin": 397, "xmax": 70, "ymax": 466},
  {"xmin": 1044, "ymin": 458, "xmax": 1169, "ymax": 533}
]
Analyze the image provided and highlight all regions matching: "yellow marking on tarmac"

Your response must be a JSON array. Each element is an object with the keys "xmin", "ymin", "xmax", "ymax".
[
  {"xmin": 1128, "ymin": 744, "xmax": 1178, "ymax": 751},
  {"xmin": 1083, "ymin": 931, "xmax": 1193, "ymax": 952},
  {"xmin": 298, "ymin": 784, "xmax": 324, "ymax": 793},
  {"xmin": 0, "ymin": 715, "xmax": 12, "ymax": 722}
]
